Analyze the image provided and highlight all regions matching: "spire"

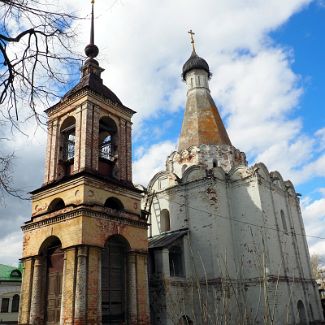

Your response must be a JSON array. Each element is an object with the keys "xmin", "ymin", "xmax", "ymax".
[
  {"xmin": 84, "ymin": 0, "xmax": 99, "ymax": 59},
  {"xmin": 82, "ymin": 0, "xmax": 103, "ymax": 77},
  {"xmin": 178, "ymin": 34, "xmax": 232, "ymax": 151}
]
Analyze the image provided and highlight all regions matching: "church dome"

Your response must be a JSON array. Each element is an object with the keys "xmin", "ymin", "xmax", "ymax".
[{"xmin": 182, "ymin": 50, "xmax": 211, "ymax": 80}]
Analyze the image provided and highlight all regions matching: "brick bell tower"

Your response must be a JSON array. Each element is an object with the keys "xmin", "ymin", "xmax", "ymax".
[{"xmin": 18, "ymin": 2, "xmax": 150, "ymax": 325}]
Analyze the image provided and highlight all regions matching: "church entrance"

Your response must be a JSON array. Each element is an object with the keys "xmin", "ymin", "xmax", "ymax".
[
  {"xmin": 102, "ymin": 236, "xmax": 128, "ymax": 324},
  {"xmin": 46, "ymin": 243, "xmax": 64, "ymax": 325}
]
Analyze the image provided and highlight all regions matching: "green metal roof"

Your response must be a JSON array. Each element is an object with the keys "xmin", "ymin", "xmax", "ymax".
[{"xmin": 0, "ymin": 264, "xmax": 22, "ymax": 282}]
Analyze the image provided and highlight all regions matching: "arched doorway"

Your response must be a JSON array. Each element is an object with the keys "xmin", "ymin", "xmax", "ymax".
[
  {"xmin": 102, "ymin": 235, "xmax": 129, "ymax": 324},
  {"xmin": 45, "ymin": 239, "xmax": 64, "ymax": 325}
]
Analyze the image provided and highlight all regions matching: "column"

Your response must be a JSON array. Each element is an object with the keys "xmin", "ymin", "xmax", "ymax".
[
  {"xmin": 92, "ymin": 109, "xmax": 100, "ymax": 171},
  {"xmin": 119, "ymin": 119, "xmax": 126, "ymax": 180},
  {"xmin": 29, "ymin": 256, "xmax": 43, "ymax": 324},
  {"xmin": 74, "ymin": 246, "xmax": 88, "ymax": 324},
  {"xmin": 60, "ymin": 247, "xmax": 77, "ymax": 325},
  {"xmin": 18, "ymin": 258, "xmax": 33, "ymax": 325},
  {"xmin": 87, "ymin": 246, "xmax": 102, "ymax": 324},
  {"xmin": 43, "ymin": 121, "xmax": 53, "ymax": 184},
  {"xmin": 137, "ymin": 253, "xmax": 150, "ymax": 325},
  {"xmin": 126, "ymin": 122, "xmax": 132, "ymax": 182},
  {"xmin": 128, "ymin": 252, "xmax": 138, "ymax": 324}
]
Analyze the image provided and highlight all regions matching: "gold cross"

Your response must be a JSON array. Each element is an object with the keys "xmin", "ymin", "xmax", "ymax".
[{"xmin": 188, "ymin": 29, "xmax": 195, "ymax": 51}]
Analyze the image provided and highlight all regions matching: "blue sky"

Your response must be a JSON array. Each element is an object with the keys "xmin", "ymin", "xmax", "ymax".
[
  {"xmin": 269, "ymin": 1, "xmax": 325, "ymax": 202},
  {"xmin": 0, "ymin": 0, "xmax": 324, "ymax": 265}
]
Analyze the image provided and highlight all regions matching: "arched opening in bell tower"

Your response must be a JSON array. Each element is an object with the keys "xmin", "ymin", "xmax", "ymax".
[
  {"xmin": 98, "ymin": 116, "xmax": 118, "ymax": 177},
  {"xmin": 39, "ymin": 236, "xmax": 64, "ymax": 325},
  {"xmin": 101, "ymin": 235, "xmax": 129, "ymax": 325},
  {"xmin": 59, "ymin": 116, "xmax": 76, "ymax": 177}
]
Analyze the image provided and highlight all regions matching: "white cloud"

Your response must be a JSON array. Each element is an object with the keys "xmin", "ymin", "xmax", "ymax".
[
  {"xmin": 301, "ymin": 195, "xmax": 325, "ymax": 261},
  {"xmin": 315, "ymin": 127, "xmax": 325, "ymax": 151},
  {"xmin": 133, "ymin": 141, "xmax": 176, "ymax": 185},
  {"xmin": 0, "ymin": 231, "xmax": 23, "ymax": 266}
]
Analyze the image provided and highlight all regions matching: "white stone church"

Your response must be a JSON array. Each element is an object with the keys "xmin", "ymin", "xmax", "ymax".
[{"xmin": 144, "ymin": 43, "xmax": 324, "ymax": 324}]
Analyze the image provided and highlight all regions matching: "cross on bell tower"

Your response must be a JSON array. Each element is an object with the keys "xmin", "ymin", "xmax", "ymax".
[{"xmin": 18, "ymin": 2, "xmax": 150, "ymax": 324}]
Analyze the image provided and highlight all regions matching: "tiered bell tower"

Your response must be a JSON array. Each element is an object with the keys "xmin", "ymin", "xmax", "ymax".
[{"xmin": 19, "ymin": 2, "xmax": 150, "ymax": 325}]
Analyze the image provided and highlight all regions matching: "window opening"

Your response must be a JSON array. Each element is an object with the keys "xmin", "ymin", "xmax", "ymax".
[
  {"xmin": 65, "ymin": 131, "xmax": 75, "ymax": 160},
  {"xmin": 100, "ymin": 132, "xmax": 112, "ymax": 160},
  {"xmin": 160, "ymin": 209, "xmax": 171, "ymax": 232},
  {"xmin": 104, "ymin": 197, "xmax": 124, "ymax": 211},
  {"xmin": 11, "ymin": 294, "xmax": 19, "ymax": 313},
  {"xmin": 281, "ymin": 210, "xmax": 288, "ymax": 234},
  {"xmin": 99, "ymin": 117, "xmax": 117, "ymax": 162},
  {"xmin": 10, "ymin": 270, "xmax": 21, "ymax": 278},
  {"xmin": 169, "ymin": 245, "xmax": 183, "ymax": 277},
  {"xmin": 1, "ymin": 298, "xmax": 9, "ymax": 313},
  {"xmin": 48, "ymin": 198, "xmax": 65, "ymax": 213},
  {"xmin": 60, "ymin": 117, "xmax": 76, "ymax": 162}
]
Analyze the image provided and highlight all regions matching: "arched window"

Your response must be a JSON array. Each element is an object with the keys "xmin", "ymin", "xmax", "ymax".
[
  {"xmin": 48, "ymin": 198, "xmax": 65, "ymax": 213},
  {"xmin": 99, "ymin": 117, "xmax": 117, "ymax": 161},
  {"xmin": 102, "ymin": 236, "xmax": 129, "ymax": 324},
  {"xmin": 60, "ymin": 116, "xmax": 76, "ymax": 161},
  {"xmin": 11, "ymin": 294, "xmax": 20, "ymax": 313},
  {"xmin": 169, "ymin": 245, "xmax": 183, "ymax": 277},
  {"xmin": 160, "ymin": 209, "xmax": 170, "ymax": 232},
  {"xmin": 297, "ymin": 300, "xmax": 307, "ymax": 324},
  {"xmin": 10, "ymin": 269, "xmax": 21, "ymax": 278},
  {"xmin": 281, "ymin": 210, "xmax": 288, "ymax": 234},
  {"xmin": 104, "ymin": 197, "xmax": 124, "ymax": 211}
]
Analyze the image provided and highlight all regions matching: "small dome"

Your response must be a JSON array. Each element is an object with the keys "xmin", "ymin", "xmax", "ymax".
[{"xmin": 182, "ymin": 50, "xmax": 211, "ymax": 80}]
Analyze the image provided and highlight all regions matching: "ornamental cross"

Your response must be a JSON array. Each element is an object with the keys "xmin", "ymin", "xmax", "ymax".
[{"xmin": 188, "ymin": 29, "xmax": 195, "ymax": 51}]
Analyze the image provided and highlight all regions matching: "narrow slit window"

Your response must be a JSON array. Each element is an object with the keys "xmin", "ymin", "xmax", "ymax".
[{"xmin": 281, "ymin": 210, "xmax": 288, "ymax": 234}]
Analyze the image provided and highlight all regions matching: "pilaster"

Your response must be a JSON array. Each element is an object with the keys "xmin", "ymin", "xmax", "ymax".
[
  {"xmin": 126, "ymin": 122, "xmax": 132, "ymax": 182},
  {"xmin": 29, "ymin": 256, "xmax": 43, "ymax": 324},
  {"xmin": 128, "ymin": 252, "xmax": 138, "ymax": 324},
  {"xmin": 18, "ymin": 258, "xmax": 34, "ymax": 325},
  {"xmin": 87, "ymin": 246, "xmax": 102, "ymax": 324},
  {"xmin": 75, "ymin": 246, "xmax": 88, "ymax": 324},
  {"xmin": 61, "ymin": 247, "xmax": 77, "ymax": 325}
]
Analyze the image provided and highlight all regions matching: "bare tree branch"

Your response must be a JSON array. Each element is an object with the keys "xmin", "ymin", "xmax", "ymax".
[
  {"xmin": 0, "ymin": 0, "xmax": 81, "ymax": 124},
  {"xmin": 0, "ymin": 0, "xmax": 81, "ymax": 199}
]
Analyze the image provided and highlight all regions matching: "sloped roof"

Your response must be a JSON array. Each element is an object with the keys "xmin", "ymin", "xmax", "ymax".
[
  {"xmin": 149, "ymin": 228, "xmax": 188, "ymax": 249},
  {"xmin": 62, "ymin": 72, "xmax": 122, "ymax": 106},
  {"xmin": 0, "ymin": 264, "xmax": 22, "ymax": 282}
]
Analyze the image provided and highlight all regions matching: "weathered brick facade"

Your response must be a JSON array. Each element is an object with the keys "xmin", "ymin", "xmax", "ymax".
[{"xmin": 19, "ymin": 18, "xmax": 150, "ymax": 324}]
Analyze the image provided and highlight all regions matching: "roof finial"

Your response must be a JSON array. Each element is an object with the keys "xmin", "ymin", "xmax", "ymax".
[
  {"xmin": 85, "ymin": 0, "xmax": 99, "ymax": 59},
  {"xmin": 188, "ymin": 29, "xmax": 196, "ymax": 52}
]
